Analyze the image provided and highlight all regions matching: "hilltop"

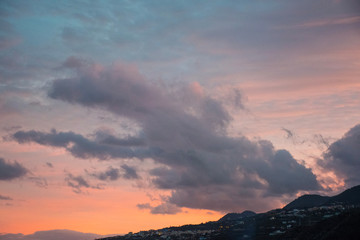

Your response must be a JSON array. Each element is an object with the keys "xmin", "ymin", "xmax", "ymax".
[
  {"xmin": 283, "ymin": 185, "xmax": 360, "ymax": 210},
  {"xmin": 218, "ymin": 210, "xmax": 256, "ymax": 222}
]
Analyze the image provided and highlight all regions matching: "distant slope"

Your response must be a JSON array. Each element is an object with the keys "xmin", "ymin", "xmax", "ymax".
[
  {"xmin": 0, "ymin": 229, "xmax": 106, "ymax": 240},
  {"xmin": 324, "ymin": 185, "xmax": 360, "ymax": 206},
  {"xmin": 218, "ymin": 210, "xmax": 256, "ymax": 222},
  {"xmin": 284, "ymin": 184, "xmax": 360, "ymax": 210},
  {"xmin": 283, "ymin": 194, "xmax": 330, "ymax": 210}
]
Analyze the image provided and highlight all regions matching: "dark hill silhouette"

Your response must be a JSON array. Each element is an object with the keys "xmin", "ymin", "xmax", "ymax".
[
  {"xmin": 283, "ymin": 185, "xmax": 360, "ymax": 210},
  {"xmin": 283, "ymin": 194, "xmax": 330, "ymax": 210},
  {"xmin": 324, "ymin": 185, "xmax": 360, "ymax": 206},
  {"xmin": 218, "ymin": 210, "xmax": 256, "ymax": 222}
]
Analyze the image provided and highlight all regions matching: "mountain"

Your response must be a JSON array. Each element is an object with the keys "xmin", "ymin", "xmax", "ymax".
[
  {"xmin": 324, "ymin": 185, "xmax": 360, "ymax": 206},
  {"xmin": 283, "ymin": 185, "xmax": 360, "ymax": 210},
  {"xmin": 218, "ymin": 210, "xmax": 256, "ymax": 222},
  {"xmin": 283, "ymin": 194, "xmax": 330, "ymax": 210},
  {"xmin": 0, "ymin": 229, "xmax": 106, "ymax": 240}
]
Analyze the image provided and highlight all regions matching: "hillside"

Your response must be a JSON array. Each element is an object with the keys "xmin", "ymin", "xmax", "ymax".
[
  {"xmin": 218, "ymin": 210, "xmax": 256, "ymax": 222},
  {"xmin": 283, "ymin": 185, "xmax": 360, "ymax": 210},
  {"xmin": 282, "ymin": 208, "xmax": 360, "ymax": 240},
  {"xmin": 283, "ymin": 194, "xmax": 330, "ymax": 210},
  {"xmin": 324, "ymin": 185, "xmax": 360, "ymax": 206},
  {"xmin": 98, "ymin": 185, "xmax": 360, "ymax": 240}
]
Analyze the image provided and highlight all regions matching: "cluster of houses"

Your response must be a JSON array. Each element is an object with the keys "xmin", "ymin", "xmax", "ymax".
[
  {"xmin": 121, "ymin": 229, "xmax": 215, "ymax": 240},
  {"xmin": 258, "ymin": 204, "xmax": 356, "ymax": 237},
  {"xmin": 98, "ymin": 204, "xmax": 359, "ymax": 240}
]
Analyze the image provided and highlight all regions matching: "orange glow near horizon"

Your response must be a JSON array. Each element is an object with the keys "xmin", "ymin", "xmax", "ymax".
[{"xmin": 0, "ymin": 179, "xmax": 223, "ymax": 235}]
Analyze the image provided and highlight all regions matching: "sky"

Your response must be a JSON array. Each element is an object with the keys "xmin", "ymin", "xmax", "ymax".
[{"xmin": 1, "ymin": 0, "xmax": 360, "ymax": 237}]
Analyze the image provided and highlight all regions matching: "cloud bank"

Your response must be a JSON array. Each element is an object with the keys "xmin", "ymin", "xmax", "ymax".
[
  {"xmin": 10, "ymin": 59, "xmax": 321, "ymax": 212},
  {"xmin": 319, "ymin": 124, "xmax": 360, "ymax": 187}
]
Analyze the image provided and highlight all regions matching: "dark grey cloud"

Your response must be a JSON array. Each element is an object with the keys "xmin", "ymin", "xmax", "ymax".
[
  {"xmin": 282, "ymin": 128, "xmax": 294, "ymax": 139},
  {"xmin": 0, "ymin": 194, "xmax": 12, "ymax": 200},
  {"xmin": 230, "ymin": 89, "xmax": 245, "ymax": 110},
  {"xmin": 150, "ymin": 146, "xmax": 319, "ymax": 211},
  {"xmin": 12, "ymin": 129, "xmax": 151, "ymax": 160},
  {"xmin": 88, "ymin": 164, "xmax": 139, "ymax": 181},
  {"xmin": 137, "ymin": 203, "xmax": 152, "ymax": 209},
  {"xmin": 60, "ymin": 56, "xmax": 88, "ymax": 69},
  {"xmin": 89, "ymin": 166, "xmax": 120, "ymax": 181},
  {"xmin": 121, "ymin": 164, "xmax": 139, "ymax": 179},
  {"xmin": 46, "ymin": 162, "xmax": 53, "ymax": 168},
  {"xmin": 10, "ymin": 61, "xmax": 321, "ymax": 212},
  {"xmin": 319, "ymin": 124, "xmax": 360, "ymax": 186},
  {"xmin": 94, "ymin": 130, "xmax": 146, "ymax": 147},
  {"xmin": 0, "ymin": 157, "xmax": 28, "ymax": 181},
  {"xmin": 257, "ymin": 150, "xmax": 318, "ymax": 195},
  {"xmin": 137, "ymin": 202, "xmax": 182, "ymax": 215},
  {"xmin": 65, "ymin": 173, "xmax": 103, "ymax": 194},
  {"xmin": 0, "ymin": 229, "xmax": 104, "ymax": 240}
]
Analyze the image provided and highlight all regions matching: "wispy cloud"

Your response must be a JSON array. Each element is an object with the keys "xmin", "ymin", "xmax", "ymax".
[
  {"xmin": 88, "ymin": 164, "xmax": 139, "ymax": 181},
  {"xmin": 291, "ymin": 16, "xmax": 360, "ymax": 28},
  {"xmin": 65, "ymin": 172, "xmax": 104, "ymax": 194},
  {"xmin": 0, "ymin": 194, "xmax": 13, "ymax": 201}
]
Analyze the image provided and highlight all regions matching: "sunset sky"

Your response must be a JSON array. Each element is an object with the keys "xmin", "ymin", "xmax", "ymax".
[{"xmin": 1, "ymin": 0, "xmax": 360, "ymax": 237}]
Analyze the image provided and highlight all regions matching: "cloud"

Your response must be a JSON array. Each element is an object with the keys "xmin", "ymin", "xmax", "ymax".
[
  {"xmin": 88, "ymin": 164, "xmax": 139, "ymax": 181},
  {"xmin": 121, "ymin": 164, "xmax": 139, "ymax": 179},
  {"xmin": 281, "ymin": 127, "xmax": 306, "ymax": 145},
  {"xmin": 0, "ymin": 157, "xmax": 28, "ymax": 181},
  {"xmin": 60, "ymin": 56, "xmax": 88, "ymax": 69},
  {"xmin": 0, "ymin": 229, "xmax": 104, "ymax": 240},
  {"xmin": 46, "ymin": 162, "xmax": 53, "ymax": 168},
  {"xmin": 137, "ymin": 202, "xmax": 182, "ymax": 215},
  {"xmin": 313, "ymin": 134, "xmax": 331, "ymax": 151},
  {"xmin": 292, "ymin": 16, "xmax": 360, "ymax": 29},
  {"xmin": 65, "ymin": 173, "xmax": 103, "ymax": 194},
  {"xmin": 0, "ymin": 194, "xmax": 13, "ymax": 201},
  {"xmin": 89, "ymin": 166, "xmax": 121, "ymax": 181},
  {"xmin": 319, "ymin": 124, "xmax": 360, "ymax": 186},
  {"xmin": 137, "ymin": 203, "xmax": 152, "ymax": 209},
  {"xmin": 10, "ymin": 60, "xmax": 321, "ymax": 212},
  {"xmin": 28, "ymin": 176, "xmax": 48, "ymax": 188},
  {"xmin": 282, "ymin": 128, "xmax": 294, "ymax": 139},
  {"xmin": 11, "ymin": 129, "xmax": 151, "ymax": 160},
  {"xmin": 230, "ymin": 89, "xmax": 245, "ymax": 110},
  {"xmin": 258, "ymin": 150, "xmax": 318, "ymax": 195},
  {"xmin": 2, "ymin": 125, "xmax": 22, "ymax": 132}
]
